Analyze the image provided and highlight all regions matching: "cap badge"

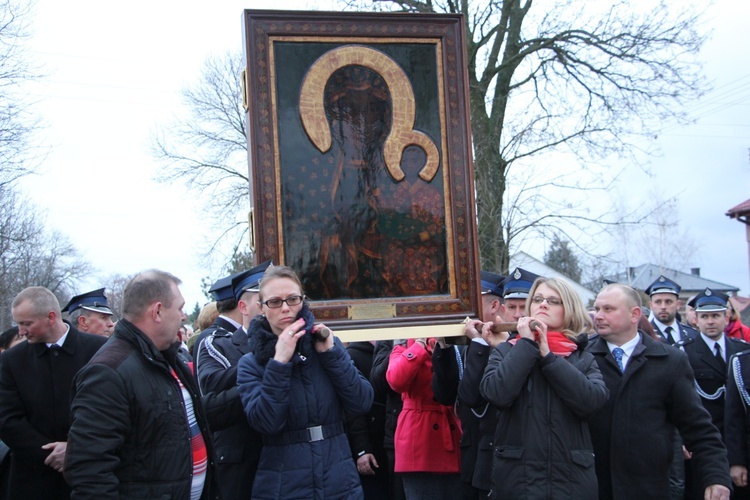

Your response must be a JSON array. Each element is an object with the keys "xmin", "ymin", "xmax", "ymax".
[{"xmin": 514, "ymin": 269, "xmax": 522, "ymax": 279}]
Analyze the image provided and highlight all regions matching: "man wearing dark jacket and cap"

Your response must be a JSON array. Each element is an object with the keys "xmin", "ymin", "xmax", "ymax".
[
  {"xmin": 64, "ymin": 270, "xmax": 227, "ymax": 499},
  {"xmin": 196, "ymin": 261, "xmax": 271, "ymax": 499}
]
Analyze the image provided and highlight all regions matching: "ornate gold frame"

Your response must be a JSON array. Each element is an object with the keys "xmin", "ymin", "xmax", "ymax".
[{"xmin": 243, "ymin": 10, "xmax": 480, "ymax": 334}]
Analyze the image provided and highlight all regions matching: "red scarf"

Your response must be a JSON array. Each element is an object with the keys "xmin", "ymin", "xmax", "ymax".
[{"xmin": 510, "ymin": 331, "xmax": 577, "ymax": 357}]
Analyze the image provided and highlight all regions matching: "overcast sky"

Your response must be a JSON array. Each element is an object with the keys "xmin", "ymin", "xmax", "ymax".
[{"xmin": 15, "ymin": 0, "xmax": 750, "ymax": 310}]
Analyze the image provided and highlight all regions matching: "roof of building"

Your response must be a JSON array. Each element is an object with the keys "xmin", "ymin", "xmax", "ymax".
[
  {"xmin": 603, "ymin": 263, "xmax": 739, "ymax": 294},
  {"xmin": 727, "ymin": 198, "xmax": 750, "ymax": 219}
]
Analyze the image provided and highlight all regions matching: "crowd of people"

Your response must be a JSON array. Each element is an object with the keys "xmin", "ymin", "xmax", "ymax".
[{"xmin": 1, "ymin": 262, "xmax": 750, "ymax": 499}]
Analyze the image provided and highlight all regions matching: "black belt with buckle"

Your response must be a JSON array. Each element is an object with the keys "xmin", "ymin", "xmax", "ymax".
[{"xmin": 263, "ymin": 421, "xmax": 344, "ymax": 446}]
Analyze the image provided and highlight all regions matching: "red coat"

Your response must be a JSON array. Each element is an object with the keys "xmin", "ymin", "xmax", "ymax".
[
  {"xmin": 386, "ymin": 340, "xmax": 461, "ymax": 473},
  {"xmin": 726, "ymin": 320, "xmax": 750, "ymax": 342}
]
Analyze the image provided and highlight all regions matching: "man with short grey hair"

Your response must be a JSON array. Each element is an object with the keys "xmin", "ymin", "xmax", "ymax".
[
  {"xmin": 62, "ymin": 288, "xmax": 115, "ymax": 337},
  {"xmin": 0, "ymin": 286, "xmax": 106, "ymax": 499},
  {"xmin": 64, "ymin": 270, "xmax": 221, "ymax": 499}
]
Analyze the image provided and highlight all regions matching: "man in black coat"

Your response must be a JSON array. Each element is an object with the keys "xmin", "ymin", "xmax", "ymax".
[
  {"xmin": 682, "ymin": 288, "xmax": 750, "ymax": 499},
  {"xmin": 64, "ymin": 270, "xmax": 223, "ymax": 499},
  {"xmin": 683, "ymin": 288, "xmax": 750, "ymax": 437},
  {"xmin": 346, "ymin": 340, "xmax": 390, "ymax": 499},
  {"xmin": 454, "ymin": 268, "xmax": 539, "ymax": 498},
  {"xmin": 0, "ymin": 286, "xmax": 106, "ymax": 499},
  {"xmin": 370, "ymin": 339, "xmax": 406, "ymax": 500},
  {"xmin": 588, "ymin": 283, "xmax": 731, "ymax": 500},
  {"xmin": 725, "ymin": 350, "xmax": 750, "ymax": 494},
  {"xmin": 196, "ymin": 262, "xmax": 270, "ymax": 499}
]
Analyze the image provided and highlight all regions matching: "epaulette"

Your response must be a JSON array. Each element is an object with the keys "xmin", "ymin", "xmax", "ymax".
[
  {"xmin": 728, "ymin": 337, "xmax": 750, "ymax": 346},
  {"xmin": 211, "ymin": 328, "xmax": 233, "ymax": 339},
  {"xmin": 674, "ymin": 336, "xmax": 695, "ymax": 349},
  {"xmin": 201, "ymin": 335, "xmax": 232, "ymax": 370}
]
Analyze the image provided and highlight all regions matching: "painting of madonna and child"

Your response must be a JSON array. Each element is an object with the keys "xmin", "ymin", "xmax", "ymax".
[{"xmin": 244, "ymin": 12, "xmax": 480, "ymax": 325}]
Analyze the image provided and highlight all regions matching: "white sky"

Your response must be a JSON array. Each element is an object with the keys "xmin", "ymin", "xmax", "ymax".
[{"xmin": 14, "ymin": 0, "xmax": 750, "ymax": 310}]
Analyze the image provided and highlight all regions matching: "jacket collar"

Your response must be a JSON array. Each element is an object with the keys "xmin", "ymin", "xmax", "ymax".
[
  {"xmin": 113, "ymin": 319, "xmax": 176, "ymax": 370},
  {"xmin": 590, "ymin": 331, "xmax": 668, "ymax": 356},
  {"xmin": 590, "ymin": 331, "xmax": 669, "ymax": 379},
  {"xmin": 33, "ymin": 324, "xmax": 80, "ymax": 358},
  {"xmin": 232, "ymin": 326, "xmax": 249, "ymax": 346}
]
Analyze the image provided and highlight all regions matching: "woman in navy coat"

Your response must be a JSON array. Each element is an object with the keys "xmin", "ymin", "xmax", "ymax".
[{"xmin": 237, "ymin": 265, "xmax": 374, "ymax": 499}]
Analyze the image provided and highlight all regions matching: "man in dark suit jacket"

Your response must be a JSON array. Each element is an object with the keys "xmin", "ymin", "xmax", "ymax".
[
  {"xmin": 195, "ymin": 262, "xmax": 270, "ymax": 499},
  {"xmin": 0, "ymin": 286, "xmax": 106, "ymax": 499},
  {"xmin": 193, "ymin": 274, "xmax": 242, "ymax": 370},
  {"xmin": 588, "ymin": 283, "xmax": 731, "ymax": 500},
  {"xmin": 683, "ymin": 288, "xmax": 750, "ymax": 437},
  {"xmin": 682, "ymin": 289, "xmax": 750, "ymax": 499},
  {"xmin": 725, "ymin": 350, "xmax": 750, "ymax": 494},
  {"xmin": 453, "ymin": 267, "xmax": 539, "ymax": 498}
]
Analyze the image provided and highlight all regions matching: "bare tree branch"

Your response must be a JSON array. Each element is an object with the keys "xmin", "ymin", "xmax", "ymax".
[{"xmin": 343, "ymin": 0, "xmax": 707, "ymax": 273}]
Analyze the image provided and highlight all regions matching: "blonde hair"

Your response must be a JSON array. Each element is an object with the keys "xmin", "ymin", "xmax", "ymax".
[
  {"xmin": 195, "ymin": 302, "xmax": 219, "ymax": 331},
  {"xmin": 526, "ymin": 277, "xmax": 593, "ymax": 338}
]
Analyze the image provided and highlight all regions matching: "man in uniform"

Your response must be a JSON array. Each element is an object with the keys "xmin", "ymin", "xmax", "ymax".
[
  {"xmin": 62, "ymin": 288, "xmax": 115, "ymax": 337},
  {"xmin": 588, "ymin": 283, "xmax": 731, "ymax": 500},
  {"xmin": 450, "ymin": 268, "xmax": 539, "ymax": 497},
  {"xmin": 683, "ymin": 288, "xmax": 750, "ymax": 436},
  {"xmin": 682, "ymin": 288, "xmax": 750, "ymax": 499},
  {"xmin": 196, "ymin": 261, "xmax": 271, "ymax": 498},
  {"xmin": 725, "ymin": 343, "xmax": 750, "ymax": 495},
  {"xmin": 646, "ymin": 275, "xmax": 698, "ymax": 344},
  {"xmin": 0, "ymin": 287, "xmax": 106, "ymax": 499},
  {"xmin": 193, "ymin": 274, "xmax": 243, "ymax": 371},
  {"xmin": 500, "ymin": 267, "xmax": 540, "ymax": 324}
]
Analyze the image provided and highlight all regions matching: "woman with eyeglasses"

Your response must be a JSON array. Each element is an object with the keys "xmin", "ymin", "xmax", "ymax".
[
  {"xmin": 236, "ymin": 265, "xmax": 374, "ymax": 499},
  {"xmin": 479, "ymin": 277, "xmax": 608, "ymax": 499}
]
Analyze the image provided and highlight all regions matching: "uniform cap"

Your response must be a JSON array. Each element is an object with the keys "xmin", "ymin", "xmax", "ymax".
[
  {"xmin": 502, "ymin": 268, "xmax": 540, "ymax": 299},
  {"xmin": 231, "ymin": 260, "xmax": 273, "ymax": 301},
  {"xmin": 688, "ymin": 288, "xmax": 728, "ymax": 313},
  {"xmin": 645, "ymin": 275, "xmax": 681, "ymax": 296},
  {"xmin": 62, "ymin": 288, "xmax": 113, "ymax": 315},
  {"xmin": 208, "ymin": 276, "xmax": 234, "ymax": 302},
  {"xmin": 480, "ymin": 271, "xmax": 505, "ymax": 297}
]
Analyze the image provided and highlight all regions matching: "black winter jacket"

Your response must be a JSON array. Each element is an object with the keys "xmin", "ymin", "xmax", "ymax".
[
  {"xmin": 480, "ymin": 335, "xmax": 608, "ymax": 500},
  {"xmin": 64, "ymin": 319, "xmax": 224, "ymax": 499}
]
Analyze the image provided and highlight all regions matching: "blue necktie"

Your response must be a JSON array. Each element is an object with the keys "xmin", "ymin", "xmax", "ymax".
[{"xmin": 613, "ymin": 347, "xmax": 625, "ymax": 373}]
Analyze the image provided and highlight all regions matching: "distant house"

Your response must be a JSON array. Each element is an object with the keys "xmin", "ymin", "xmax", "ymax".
[
  {"xmin": 726, "ymin": 198, "xmax": 750, "ymax": 325},
  {"xmin": 603, "ymin": 263, "xmax": 739, "ymax": 317},
  {"xmin": 509, "ymin": 251, "xmax": 596, "ymax": 306}
]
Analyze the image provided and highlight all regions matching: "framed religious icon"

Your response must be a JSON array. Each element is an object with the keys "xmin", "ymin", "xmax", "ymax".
[{"xmin": 243, "ymin": 10, "xmax": 481, "ymax": 337}]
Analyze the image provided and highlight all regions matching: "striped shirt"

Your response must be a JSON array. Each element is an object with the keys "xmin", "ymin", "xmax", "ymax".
[{"xmin": 172, "ymin": 369, "xmax": 207, "ymax": 500}]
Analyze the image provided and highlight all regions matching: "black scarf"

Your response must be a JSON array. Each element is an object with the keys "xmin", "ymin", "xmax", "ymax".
[{"xmin": 247, "ymin": 302, "xmax": 316, "ymax": 366}]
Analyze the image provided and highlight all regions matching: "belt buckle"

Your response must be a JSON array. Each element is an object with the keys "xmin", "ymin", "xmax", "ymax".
[{"xmin": 307, "ymin": 425, "xmax": 324, "ymax": 442}]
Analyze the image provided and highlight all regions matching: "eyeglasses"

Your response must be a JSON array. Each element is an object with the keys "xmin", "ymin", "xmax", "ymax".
[
  {"xmin": 262, "ymin": 295, "xmax": 305, "ymax": 309},
  {"xmin": 531, "ymin": 295, "xmax": 563, "ymax": 306}
]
